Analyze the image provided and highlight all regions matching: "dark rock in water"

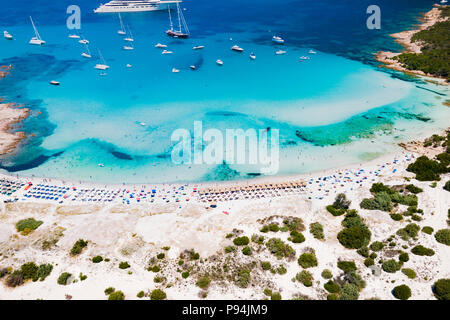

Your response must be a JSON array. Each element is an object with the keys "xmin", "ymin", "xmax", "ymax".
[
  {"xmin": 111, "ymin": 151, "xmax": 133, "ymax": 160},
  {"xmin": 203, "ymin": 161, "xmax": 240, "ymax": 181},
  {"xmin": 0, "ymin": 151, "xmax": 64, "ymax": 172},
  {"xmin": 247, "ymin": 173, "xmax": 262, "ymax": 177},
  {"xmin": 295, "ymin": 130, "xmax": 315, "ymax": 144}
]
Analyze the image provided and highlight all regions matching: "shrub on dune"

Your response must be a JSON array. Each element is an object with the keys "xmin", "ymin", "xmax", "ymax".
[{"xmin": 392, "ymin": 285, "xmax": 411, "ymax": 300}]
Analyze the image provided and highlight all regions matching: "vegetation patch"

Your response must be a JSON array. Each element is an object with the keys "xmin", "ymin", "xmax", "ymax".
[
  {"xmin": 392, "ymin": 285, "xmax": 411, "ymax": 300},
  {"xmin": 70, "ymin": 239, "xmax": 88, "ymax": 256},
  {"xmin": 434, "ymin": 229, "xmax": 450, "ymax": 246},
  {"xmin": 411, "ymin": 245, "xmax": 435, "ymax": 256},
  {"xmin": 15, "ymin": 218, "xmax": 43, "ymax": 235}
]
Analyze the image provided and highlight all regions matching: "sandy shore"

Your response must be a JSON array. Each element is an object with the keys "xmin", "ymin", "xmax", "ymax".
[
  {"xmin": 375, "ymin": 5, "xmax": 449, "ymax": 83},
  {"xmin": 0, "ymin": 102, "xmax": 30, "ymax": 156}
]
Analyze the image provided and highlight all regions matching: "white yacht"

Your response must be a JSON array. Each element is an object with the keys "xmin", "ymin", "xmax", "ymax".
[
  {"xmin": 250, "ymin": 53, "xmax": 256, "ymax": 60},
  {"xmin": 95, "ymin": 0, "xmax": 182, "ymax": 13},
  {"xmin": 94, "ymin": 50, "xmax": 110, "ymax": 70},
  {"xmin": 4, "ymin": 31, "xmax": 13, "ymax": 40},
  {"xmin": 275, "ymin": 50, "xmax": 286, "ymax": 55},
  {"xmin": 216, "ymin": 59, "xmax": 223, "ymax": 66},
  {"xmin": 124, "ymin": 25, "xmax": 134, "ymax": 42},
  {"xmin": 192, "ymin": 45, "xmax": 204, "ymax": 50},
  {"xmin": 78, "ymin": 38, "xmax": 89, "ymax": 44},
  {"xmin": 272, "ymin": 36, "xmax": 285, "ymax": 44},
  {"xmin": 231, "ymin": 45, "xmax": 244, "ymax": 52},
  {"xmin": 309, "ymin": 49, "xmax": 317, "ymax": 54},
  {"xmin": 172, "ymin": 68, "xmax": 180, "ymax": 73},
  {"xmin": 161, "ymin": 49, "xmax": 173, "ymax": 54},
  {"xmin": 166, "ymin": 2, "xmax": 189, "ymax": 38},
  {"xmin": 155, "ymin": 43, "xmax": 167, "ymax": 48},
  {"xmin": 29, "ymin": 16, "xmax": 45, "ymax": 45},
  {"xmin": 68, "ymin": 34, "xmax": 80, "ymax": 39},
  {"xmin": 117, "ymin": 13, "xmax": 126, "ymax": 35},
  {"xmin": 81, "ymin": 44, "xmax": 92, "ymax": 58}
]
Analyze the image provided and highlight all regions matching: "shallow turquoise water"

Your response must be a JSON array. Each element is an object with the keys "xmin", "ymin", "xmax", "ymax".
[{"xmin": 0, "ymin": 0, "xmax": 449, "ymax": 183}]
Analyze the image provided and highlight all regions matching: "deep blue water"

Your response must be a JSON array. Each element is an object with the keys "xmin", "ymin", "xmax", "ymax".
[{"xmin": 0, "ymin": 0, "xmax": 448, "ymax": 184}]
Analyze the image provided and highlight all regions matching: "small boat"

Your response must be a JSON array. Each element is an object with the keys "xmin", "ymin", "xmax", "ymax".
[
  {"xmin": 250, "ymin": 53, "xmax": 256, "ymax": 60},
  {"xmin": 78, "ymin": 39, "xmax": 89, "ymax": 44},
  {"xmin": 308, "ymin": 49, "xmax": 317, "ymax": 54},
  {"xmin": 98, "ymin": 163, "xmax": 105, "ymax": 167},
  {"xmin": 123, "ymin": 45, "xmax": 134, "ymax": 50},
  {"xmin": 81, "ymin": 43, "xmax": 92, "ymax": 58},
  {"xmin": 124, "ymin": 25, "xmax": 134, "ymax": 42},
  {"xmin": 4, "ymin": 31, "xmax": 13, "ymax": 40},
  {"xmin": 275, "ymin": 50, "xmax": 286, "ymax": 55},
  {"xmin": 193, "ymin": 45, "xmax": 204, "ymax": 50},
  {"xmin": 440, "ymin": 0, "xmax": 448, "ymax": 4},
  {"xmin": 172, "ymin": 68, "xmax": 180, "ymax": 73},
  {"xmin": 155, "ymin": 43, "xmax": 167, "ymax": 48},
  {"xmin": 99, "ymin": 72, "xmax": 107, "ymax": 76},
  {"xmin": 29, "ymin": 16, "xmax": 45, "ymax": 45},
  {"xmin": 94, "ymin": 50, "xmax": 110, "ymax": 70},
  {"xmin": 272, "ymin": 36, "xmax": 284, "ymax": 44},
  {"xmin": 166, "ymin": 3, "xmax": 189, "ymax": 39},
  {"xmin": 190, "ymin": 65, "xmax": 196, "ymax": 70},
  {"xmin": 299, "ymin": 56, "xmax": 310, "ymax": 60},
  {"xmin": 49, "ymin": 80, "xmax": 60, "ymax": 86},
  {"xmin": 68, "ymin": 34, "xmax": 80, "ymax": 39},
  {"xmin": 231, "ymin": 45, "xmax": 244, "ymax": 52},
  {"xmin": 216, "ymin": 59, "xmax": 223, "ymax": 66},
  {"xmin": 117, "ymin": 13, "xmax": 126, "ymax": 35},
  {"xmin": 126, "ymin": 64, "xmax": 132, "ymax": 68},
  {"xmin": 162, "ymin": 50, "xmax": 173, "ymax": 54}
]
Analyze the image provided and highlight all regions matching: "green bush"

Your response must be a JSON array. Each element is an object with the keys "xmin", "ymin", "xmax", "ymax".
[
  {"xmin": 370, "ymin": 183, "xmax": 395, "ymax": 194},
  {"xmin": 151, "ymin": 289, "xmax": 167, "ymax": 300},
  {"xmin": 364, "ymin": 258, "xmax": 374, "ymax": 267},
  {"xmin": 70, "ymin": 239, "xmax": 88, "ymax": 256},
  {"xmin": 276, "ymin": 265, "xmax": 287, "ymax": 275},
  {"xmin": 269, "ymin": 223, "xmax": 280, "ymax": 232},
  {"xmin": 327, "ymin": 293, "xmax": 339, "ymax": 300},
  {"xmin": 271, "ymin": 292, "xmax": 282, "ymax": 300},
  {"xmin": 57, "ymin": 272, "xmax": 72, "ymax": 285},
  {"xmin": 337, "ymin": 226, "xmax": 371, "ymax": 249},
  {"xmin": 444, "ymin": 181, "xmax": 450, "ymax": 192},
  {"xmin": 15, "ymin": 218, "xmax": 43, "ymax": 233},
  {"xmin": 92, "ymin": 256, "xmax": 103, "ymax": 263},
  {"xmin": 196, "ymin": 276, "xmax": 211, "ymax": 289},
  {"xmin": 321, "ymin": 269, "xmax": 333, "ymax": 279},
  {"xmin": 298, "ymin": 252, "xmax": 318, "ymax": 269},
  {"xmin": 390, "ymin": 214, "xmax": 403, "ymax": 221},
  {"xmin": 224, "ymin": 246, "xmax": 235, "ymax": 253},
  {"xmin": 288, "ymin": 230, "xmax": 305, "ymax": 243},
  {"xmin": 406, "ymin": 156, "xmax": 447, "ymax": 181},
  {"xmin": 406, "ymin": 184, "xmax": 423, "ymax": 194},
  {"xmin": 360, "ymin": 192, "xmax": 392, "ymax": 212},
  {"xmin": 339, "ymin": 283, "xmax": 359, "ymax": 300},
  {"xmin": 35, "ymin": 264, "xmax": 53, "ymax": 281},
  {"xmin": 235, "ymin": 268, "xmax": 251, "ymax": 288},
  {"xmin": 119, "ymin": 262, "xmax": 130, "ymax": 269},
  {"xmin": 181, "ymin": 271, "xmax": 190, "ymax": 279},
  {"xmin": 242, "ymin": 246, "xmax": 252, "ymax": 256},
  {"xmin": 137, "ymin": 291, "xmax": 145, "ymax": 298},
  {"xmin": 20, "ymin": 262, "xmax": 38, "ymax": 280},
  {"xmin": 326, "ymin": 205, "xmax": 346, "ymax": 217},
  {"xmin": 333, "ymin": 193, "xmax": 351, "ymax": 210},
  {"xmin": 401, "ymin": 268, "xmax": 417, "ymax": 279},
  {"xmin": 261, "ymin": 261, "xmax": 271, "ymax": 271},
  {"xmin": 397, "ymin": 223, "xmax": 420, "ymax": 240},
  {"xmin": 434, "ymin": 229, "xmax": 450, "ymax": 245},
  {"xmin": 411, "ymin": 245, "xmax": 435, "ymax": 256},
  {"xmin": 233, "ymin": 236, "xmax": 250, "ymax": 246},
  {"xmin": 433, "ymin": 279, "xmax": 450, "ymax": 300},
  {"xmin": 422, "ymin": 226, "xmax": 434, "ymax": 235},
  {"xmin": 6, "ymin": 271, "xmax": 24, "ymax": 287},
  {"xmin": 399, "ymin": 252, "xmax": 409, "ymax": 263},
  {"xmin": 337, "ymin": 261, "xmax": 357, "ymax": 273},
  {"xmin": 370, "ymin": 241, "xmax": 385, "ymax": 252},
  {"xmin": 392, "ymin": 285, "xmax": 411, "ymax": 300},
  {"xmin": 324, "ymin": 280, "xmax": 340, "ymax": 293},
  {"xmin": 108, "ymin": 291, "xmax": 125, "ymax": 300},
  {"xmin": 382, "ymin": 259, "xmax": 402, "ymax": 273},
  {"xmin": 157, "ymin": 253, "xmax": 165, "ymax": 259},
  {"xmin": 295, "ymin": 270, "xmax": 313, "ymax": 287},
  {"xmin": 310, "ymin": 222, "xmax": 325, "ymax": 240},
  {"xmin": 104, "ymin": 287, "xmax": 115, "ymax": 295},
  {"xmin": 357, "ymin": 247, "xmax": 369, "ymax": 258},
  {"xmin": 265, "ymin": 238, "xmax": 296, "ymax": 259}
]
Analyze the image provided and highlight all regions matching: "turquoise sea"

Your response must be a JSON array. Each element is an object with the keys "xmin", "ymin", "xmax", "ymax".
[{"xmin": 0, "ymin": 0, "xmax": 449, "ymax": 183}]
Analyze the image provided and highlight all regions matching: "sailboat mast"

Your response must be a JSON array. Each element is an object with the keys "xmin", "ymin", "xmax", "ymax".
[
  {"xmin": 118, "ymin": 13, "xmax": 125, "ymax": 32},
  {"xmin": 168, "ymin": 6, "xmax": 174, "ymax": 31},
  {"xmin": 176, "ymin": 2, "xmax": 182, "ymax": 33},
  {"xmin": 30, "ymin": 16, "xmax": 41, "ymax": 40}
]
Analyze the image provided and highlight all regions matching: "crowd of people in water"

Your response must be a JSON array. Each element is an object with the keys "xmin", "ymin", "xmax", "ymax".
[{"xmin": 0, "ymin": 152, "xmax": 416, "ymax": 206}]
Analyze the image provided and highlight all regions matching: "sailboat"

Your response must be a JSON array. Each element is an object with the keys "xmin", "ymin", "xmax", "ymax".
[
  {"xmin": 81, "ymin": 43, "xmax": 92, "ymax": 58},
  {"xmin": 123, "ymin": 43, "xmax": 134, "ymax": 50},
  {"xmin": 94, "ymin": 50, "xmax": 110, "ymax": 70},
  {"xmin": 4, "ymin": 31, "xmax": 13, "ymax": 40},
  {"xmin": 117, "ymin": 13, "xmax": 126, "ymax": 35},
  {"xmin": 166, "ymin": 3, "xmax": 189, "ymax": 39},
  {"xmin": 124, "ymin": 25, "xmax": 134, "ymax": 42},
  {"xmin": 29, "ymin": 16, "xmax": 45, "ymax": 45}
]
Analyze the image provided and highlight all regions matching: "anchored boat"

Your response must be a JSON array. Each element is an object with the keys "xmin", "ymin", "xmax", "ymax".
[{"xmin": 166, "ymin": 2, "xmax": 189, "ymax": 38}]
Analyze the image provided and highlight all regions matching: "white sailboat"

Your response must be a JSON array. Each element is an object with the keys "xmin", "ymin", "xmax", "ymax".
[
  {"xmin": 94, "ymin": 50, "xmax": 110, "ymax": 70},
  {"xmin": 4, "ymin": 31, "xmax": 13, "ymax": 40},
  {"xmin": 29, "ymin": 16, "xmax": 45, "ymax": 45},
  {"xmin": 117, "ymin": 13, "xmax": 126, "ymax": 35},
  {"xmin": 166, "ymin": 3, "xmax": 189, "ymax": 38},
  {"xmin": 68, "ymin": 33, "xmax": 80, "ymax": 39},
  {"xmin": 81, "ymin": 43, "xmax": 92, "ymax": 58},
  {"xmin": 155, "ymin": 43, "xmax": 167, "ymax": 48},
  {"xmin": 123, "ymin": 43, "xmax": 134, "ymax": 50},
  {"xmin": 124, "ymin": 25, "xmax": 134, "ymax": 42}
]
